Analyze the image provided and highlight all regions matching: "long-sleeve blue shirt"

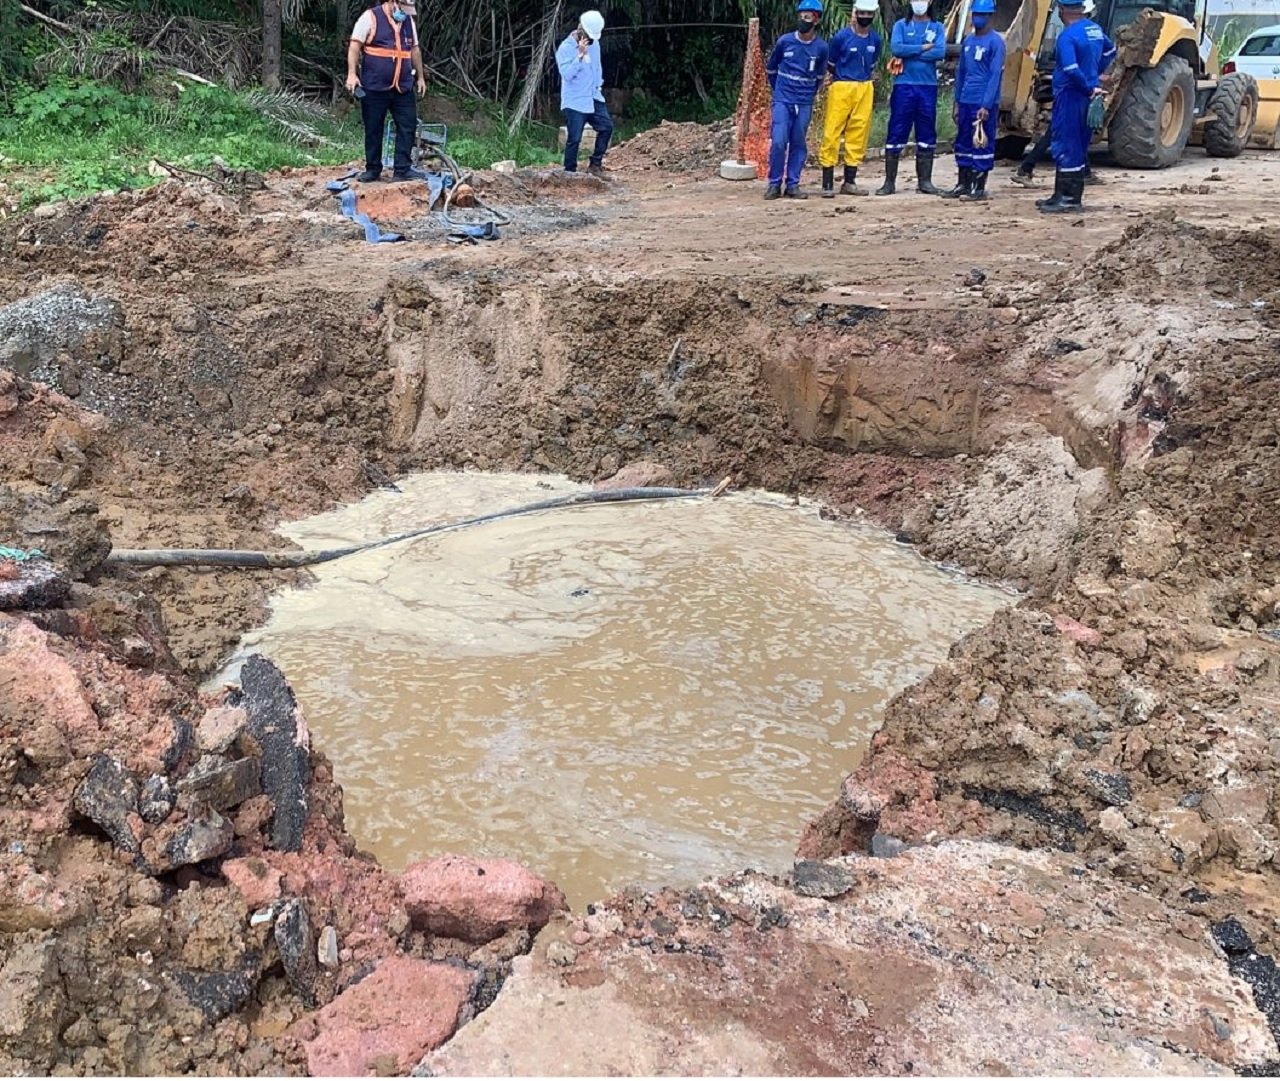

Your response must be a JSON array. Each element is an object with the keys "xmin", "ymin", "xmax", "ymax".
[
  {"xmin": 828, "ymin": 27, "xmax": 882, "ymax": 82},
  {"xmin": 1053, "ymin": 18, "xmax": 1115, "ymax": 96},
  {"xmin": 956, "ymin": 28, "xmax": 1005, "ymax": 108},
  {"xmin": 890, "ymin": 17, "xmax": 946, "ymax": 85},
  {"xmin": 766, "ymin": 31, "xmax": 830, "ymax": 105},
  {"xmin": 556, "ymin": 33, "xmax": 604, "ymax": 113}
]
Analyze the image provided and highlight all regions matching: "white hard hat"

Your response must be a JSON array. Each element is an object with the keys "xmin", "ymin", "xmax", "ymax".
[
  {"xmin": 855, "ymin": 0, "xmax": 879, "ymax": 12},
  {"xmin": 1082, "ymin": 0, "xmax": 1095, "ymax": 12},
  {"xmin": 580, "ymin": 10, "xmax": 605, "ymax": 39}
]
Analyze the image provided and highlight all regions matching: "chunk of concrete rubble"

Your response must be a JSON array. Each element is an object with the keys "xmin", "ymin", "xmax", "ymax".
[
  {"xmin": 196, "ymin": 704, "xmax": 247, "ymax": 754},
  {"xmin": 293, "ymin": 956, "xmax": 474, "ymax": 1076},
  {"xmin": 1082, "ymin": 768, "xmax": 1133, "ymax": 807},
  {"xmin": 399, "ymin": 854, "xmax": 567, "ymax": 945},
  {"xmin": 160, "ymin": 811, "xmax": 234, "ymax": 870},
  {"xmin": 791, "ymin": 859, "xmax": 854, "ymax": 898},
  {"xmin": 274, "ymin": 898, "xmax": 318, "ymax": 1008},
  {"xmin": 73, "ymin": 753, "xmax": 140, "ymax": 854},
  {"xmin": 421, "ymin": 842, "xmax": 1278, "ymax": 1076},
  {"xmin": 870, "ymin": 832, "xmax": 908, "ymax": 858},
  {"xmin": 239, "ymin": 655, "xmax": 309, "ymax": 852},
  {"xmin": 0, "ymin": 558, "xmax": 69, "ymax": 611},
  {"xmin": 138, "ymin": 774, "xmax": 175, "ymax": 824},
  {"xmin": 176, "ymin": 754, "xmax": 261, "ymax": 811}
]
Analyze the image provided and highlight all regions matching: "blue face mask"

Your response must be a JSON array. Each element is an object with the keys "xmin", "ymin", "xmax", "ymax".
[
  {"xmin": 972, "ymin": 13, "xmax": 990, "ymax": 28},
  {"xmin": 391, "ymin": 7, "xmax": 406, "ymax": 22}
]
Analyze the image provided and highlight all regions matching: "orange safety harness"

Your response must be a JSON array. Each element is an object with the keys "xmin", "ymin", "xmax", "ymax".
[{"xmin": 360, "ymin": 4, "xmax": 415, "ymax": 91}]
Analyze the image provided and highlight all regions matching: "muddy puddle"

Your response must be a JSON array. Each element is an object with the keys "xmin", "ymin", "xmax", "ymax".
[{"xmin": 218, "ymin": 473, "xmax": 1010, "ymax": 905}]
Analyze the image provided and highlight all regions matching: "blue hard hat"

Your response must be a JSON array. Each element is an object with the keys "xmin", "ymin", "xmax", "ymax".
[
  {"xmin": 797, "ymin": 0, "xmax": 823, "ymax": 12},
  {"xmin": 1057, "ymin": 0, "xmax": 1084, "ymax": 7},
  {"xmin": 972, "ymin": 0, "xmax": 996, "ymax": 13}
]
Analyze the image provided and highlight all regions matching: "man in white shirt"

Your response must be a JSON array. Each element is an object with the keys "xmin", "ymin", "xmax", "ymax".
[
  {"xmin": 346, "ymin": 0, "xmax": 427, "ymax": 182},
  {"xmin": 555, "ymin": 10, "xmax": 614, "ymax": 176}
]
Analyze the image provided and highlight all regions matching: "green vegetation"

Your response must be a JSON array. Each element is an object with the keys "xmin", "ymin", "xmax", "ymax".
[{"xmin": 0, "ymin": 78, "xmax": 359, "ymax": 206}]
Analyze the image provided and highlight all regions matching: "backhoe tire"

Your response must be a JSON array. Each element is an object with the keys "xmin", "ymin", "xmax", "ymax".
[
  {"xmin": 1109, "ymin": 54, "xmax": 1196, "ymax": 169},
  {"xmin": 1203, "ymin": 72, "xmax": 1259, "ymax": 158}
]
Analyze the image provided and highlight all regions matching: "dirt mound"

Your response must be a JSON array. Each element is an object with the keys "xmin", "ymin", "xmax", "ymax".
[{"xmin": 610, "ymin": 118, "xmax": 735, "ymax": 173}]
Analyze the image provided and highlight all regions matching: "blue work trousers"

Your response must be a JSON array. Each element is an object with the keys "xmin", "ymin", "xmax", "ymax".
[
  {"xmin": 768, "ymin": 101, "xmax": 814, "ymax": 187},
  {"xmin": 885, "ymin": 83, "xmax": 938, "ymax": 153},
  {"xmin": 954, "ymin": 102, "xmax": 998, "ymax": 172},
  {"xmin": 563, "ymin": 100, "xmax": 614, "ymax": 172},
  {"xmin": 1050, "ymin": 89, "xmax": 1090, "ymax": 173}
]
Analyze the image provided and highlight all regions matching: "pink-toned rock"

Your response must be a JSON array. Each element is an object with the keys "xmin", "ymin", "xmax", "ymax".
[
  {"xmin": 399, "ymin": 855, "xmax": 567, "ymax": 944},
  {"xmin": 593, "ymin": 459, "xmax": 675, "ymax": 491},
  {"xmin": 222, "ymin": 856, "xmax": 283, "ymax": 909},
  {"xmin": 1054, "ymin": 613, "xmax": 1103, "ymax": 647},
  {"xmin": 196, "ymin": 704, "xmax": 247, "ymax": 754},
  {"xmin": 296, "ymin": 956, "xmax": 473, "ymax": 1076}
]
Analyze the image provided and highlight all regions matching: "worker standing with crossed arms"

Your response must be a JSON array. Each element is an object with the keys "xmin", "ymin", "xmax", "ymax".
[
  {"xmin": 878, "ymin": 0, "xmax": 946, "ymax": 195},
  {"xmin": 346, "ymin": 0, "xmax": 427, "ymax": 184}
]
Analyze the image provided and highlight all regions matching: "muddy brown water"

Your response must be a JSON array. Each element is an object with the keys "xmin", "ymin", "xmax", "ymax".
[{"xmin": 220, "ymin": 473, "xmax": 1010, "ymax": 906}]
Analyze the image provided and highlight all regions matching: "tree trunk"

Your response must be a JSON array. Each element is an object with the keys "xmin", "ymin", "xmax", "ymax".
[{"xmin": 262, "ymin": 0, "xmax": 283, "ymax": 89}]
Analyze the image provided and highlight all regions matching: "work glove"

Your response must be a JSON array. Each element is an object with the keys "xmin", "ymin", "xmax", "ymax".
[{"xmin": 1087, "ymin": 94, "xmax": 1106, "ymax": 131}]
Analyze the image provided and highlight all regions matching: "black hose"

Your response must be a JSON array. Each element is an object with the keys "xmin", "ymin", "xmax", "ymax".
[{"xmin": 105, "ymin": 485, "xmax": 718, "ymax": 570}]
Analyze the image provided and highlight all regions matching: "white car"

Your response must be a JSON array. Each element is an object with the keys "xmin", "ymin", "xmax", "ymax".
[{"xmin": 1224, "ymin": 24, "xmax": 1280, "ymax": 80}]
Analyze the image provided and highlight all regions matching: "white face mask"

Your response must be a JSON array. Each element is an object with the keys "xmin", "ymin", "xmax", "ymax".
[{"xmin": 911, "ymin": 1, "xmax": 928, "ymax": 14}]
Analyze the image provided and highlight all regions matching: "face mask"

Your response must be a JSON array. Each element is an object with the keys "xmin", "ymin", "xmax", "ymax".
[
  {"xmin": 972, "ymin": 14, "xmax": 989, "ymax": 28},
  {"xmin": 391, "ymin": 7, "xmax": 406, "ymax": 21},
  {"xmin": 856, "ymin": 14, "xmax": 875, "ymax": 25},
  {"xmin": 797, "ymin": 17, "xmax": 817, "ymax": 32},
  {"xmin": 911, "ymin": 1, "xmax": 928, "ymax": 14}
]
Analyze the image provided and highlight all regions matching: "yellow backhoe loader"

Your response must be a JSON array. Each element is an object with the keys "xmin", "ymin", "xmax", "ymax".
[{"xmin": 946, "ymin": 0, "xmax": 1275, "ymax": 167}]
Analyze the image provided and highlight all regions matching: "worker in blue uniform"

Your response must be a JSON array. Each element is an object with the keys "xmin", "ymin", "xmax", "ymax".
[
  {"xmin": 764, "ymin": 0, "xmax": 830, "ymax": 199},
  {"xmin": 1039, "ymin": 0, "xmax": 1115, "ymax": 213},
  {"xmin": 877, "ymin": 0, "xmax": 946, "ymax": 196},
  {"xmin": 943, "ymin": 0, "xmax": 1005, "ymax": 201}
]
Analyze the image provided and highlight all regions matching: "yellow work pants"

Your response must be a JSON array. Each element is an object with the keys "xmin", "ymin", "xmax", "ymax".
[{"xmin": 819, "ymin": 80, "xmax": 875, "ymax": 168}]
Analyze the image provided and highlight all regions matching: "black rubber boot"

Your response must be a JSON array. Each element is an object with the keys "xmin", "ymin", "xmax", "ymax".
[
  {"xmin": 784, "ymin": 184, "xmax": 808, "ymax": 199},
  {"xmin": 821, "ymin": 166, "xmax": 835, "ymax": 198},
  {"xmin": 941, "ymin": 166, "xmax": 972, "ymax": 199},
  {"xmin": 356, "ymin": 169, "xmax": 382, "ymax": 183},
  {"xmin": 916, "ymin": 150, "xmax": 941, "ymax": 195},
  {"xmin": 1039, "ymin": 172, "xmax": 1084, "ymax": 213},
  {"xmin": 840, "ymin": 165, "xmax": 864, "ymax": 195},
  {"xmin": 764, "ymin": 183, "xmax": 782, "ymax": 200},
  {"xmin": 875, "ymin": 153, "xmax": 899, "ymax": 196},
  {"xmin": 1035, "ymin": 171, "xmax": 1065, "ymax": 210},
  {"xmin": 960, "ymin": 171, "xmax": 989, "ymax": 201}
]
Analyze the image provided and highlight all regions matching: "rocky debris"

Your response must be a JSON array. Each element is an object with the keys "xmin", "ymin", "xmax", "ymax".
[
  {"xmin": 196, "ymin": 704, "xmax": 247, "ymax": 754},
  {"xmin": 175, "ymin": 753, "xmax": 261, "ymax": 812},
  {"xmin": 292, "ymin": 956, "xmax": 475, "ymax": 1076},
  {"xmin": 424, "ymin": 843, "xmax": 1276, "ymax": 1076},
  {"xmin": 0, "ymin": 490, "xmax": 111, "ymax": 580},
  {"xmin": 870, "ymin": 832, "xmax": 908, "ymax": 858},
  {"xmin": 1214, "ymin": 919, "xmax": 1280, "ymax": 1048},
  {"xmin": 1082, "ymin": 768, "xmax": 1133, "ymax": 807},
  {"xmin": 0, "ymin": 936, "xmax": 68, "ymax": 1061},
  {"xmin": 274, "ymin": 898, "xmax": 318, "ymax": 1009},
  {"xmin": 158, "ymin": 810, "xmax": 234, "ymax": 871},
  {"xmin": 318, "ymin": 925, "xmax": 340, "ymax": 969},
  {"xmin": 168, "ymin": 952, "xmax": 264, "ymax": 1024},
  {"xmin": 238, "ymin": 655, "xmax": 309, "ymax": 852},
  {"xmin": 609, "ymin": 118, "xmax": 734, "ymax": 174},
  {"xmin": 791, "ymin": 859, "xmax": 855, "ymax": 898},
  {"xmin": 0, "ymin": 557, "xmax": 69, "ymax": 611},
  {"xmin": 73, "ymin": 753, "xmax": 140, "ymax": 854},
  {"xmin": 399, "ymin": 855, "xmax": 567, "ymax": 945},
  {"xmin": 138, "ymin": 774, "xmax": 175, "ymax": 824},
  {"xmin": 0, "ymin": 283, "xmax": 124, "ymax": 391},
  {"xmin": 222, "ymin": 856, "xmax": 284, "ymax": 909}
]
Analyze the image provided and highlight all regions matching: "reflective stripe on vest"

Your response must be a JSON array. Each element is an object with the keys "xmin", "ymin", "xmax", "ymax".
[{"xmin": 360, "ymin": 6, "xmax": 414, "ymax": 93}]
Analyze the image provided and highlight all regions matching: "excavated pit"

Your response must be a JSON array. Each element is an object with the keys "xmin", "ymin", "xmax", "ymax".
[
  {"xmin": 213, "ymin": 473, "xmax": 1010, "ymax": 906},
  {"xmin": 4, "ymin": 179, "xmax": 1280, "ymax": 1075}
]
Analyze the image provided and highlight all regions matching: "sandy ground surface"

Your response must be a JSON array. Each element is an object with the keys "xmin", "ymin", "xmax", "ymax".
[{"xmin": 2, "ymin": 138, "xmax": 1280, "ymax": 1074}]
